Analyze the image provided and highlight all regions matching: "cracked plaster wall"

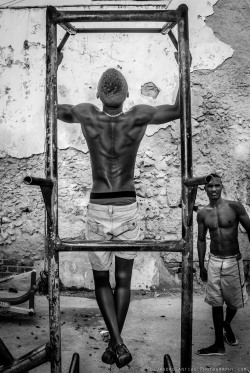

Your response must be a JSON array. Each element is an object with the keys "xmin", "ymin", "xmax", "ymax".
[{"xmin": 1, "ymin": 0, "xmax": 250, "ymax": 288}]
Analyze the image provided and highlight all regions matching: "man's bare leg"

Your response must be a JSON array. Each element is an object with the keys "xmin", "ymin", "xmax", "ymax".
[
  {"xmin": 114, "ymin": 256, "xmax": 134, "ymax": 333},
  {"xmin": 93, "ymin": 265, "xmax": 133, "ymax": 367},
  {"xmin": 197, "ymin": 306, "xmax": 226, "ymax": 355},
  {"xmin": 92, "ymin": 269, "xmax": 122, "ymax": 346},
  {"xmin": 223, "ymin": 307, "xmax": 238, "ymax": 345}
]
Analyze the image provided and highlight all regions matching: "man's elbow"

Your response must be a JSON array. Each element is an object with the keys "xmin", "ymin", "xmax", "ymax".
[
  {"xmin": 57, "ymin": 105, "xmax": 74, "ymax": 123},
  {"xmin": 175, "ymin": 107, "xmax": 181, "ymax": 119},
  {"xmin": 197, "ymin": 238, "xmax": 206, "ymax": 247},
  {"xmin": 173, "ymin": 106, "xmax": 180, "ymax": 120},
  {"xmin": 57, "ymin": 105, "xmax": 64, "ymax": 121}
]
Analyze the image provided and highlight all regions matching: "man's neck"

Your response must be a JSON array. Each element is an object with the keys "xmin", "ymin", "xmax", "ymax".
[
  {"xmin": 209, "ymin": 197, "xmax": 225, "ymax": 208},
  {"xmin": 102, "ymin": 104, "xmax": 123, "ymax": 116}
]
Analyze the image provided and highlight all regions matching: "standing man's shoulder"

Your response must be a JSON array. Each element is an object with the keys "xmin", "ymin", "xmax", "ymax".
[
  {"xmin": 228, "ymin": 200, "xmax": 248, "ymax": 217},
  {"xmin": 197, "ymin": 205, "xmax": 210, "ymax": 223}
]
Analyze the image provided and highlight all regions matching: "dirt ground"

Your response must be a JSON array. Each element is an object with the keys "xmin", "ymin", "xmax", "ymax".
[{"xmin": 0, "ymin": 288, "xmax": 250, "ymax": 373}]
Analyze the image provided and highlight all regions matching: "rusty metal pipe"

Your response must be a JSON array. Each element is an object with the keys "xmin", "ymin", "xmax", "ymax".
[
  {"xmin": 57, "ymin": 239, "xmax": 185, "ymax": 252},
  {"xmin": 46, "ymin": 6, "xmax": 61, "ymax": 373},
  {"xmin": 57, "ymin": 32, "xmax": 71, "ymax": 53},
  {"xmin": 184, "ymin": 175, "xmax": 212, "ymax": 186},
  {"xmin": 168, "ymin": 30, "xmax": 178, "ymax": 51},
  {"xmin": 23, "ymin": 176, "xmax": 53, "ymax": 188},
  {"xmin": 177, "ymin": 4, "xmax": 193, "ymax": 371},
  {"xmin": 0, "ymin": 287, "xmax": 37, "ymax": 306},
  {"xmin": 54, "ymin": 10, "xmax": 178, "ymax": 23},
  {"xmin": 0, "ymin": 343, "xmax": 51, "ymax": 373},
  {"xmin": 161, "ymin": 22, "xmax": 177, "ymax": 35},
  {"xmin": 76, "ymin": 28, "xmax": 163, "ymax": 33},
  {"xmin": 68, "ymin": 353, "xmax": 79, "ymax": 373}
]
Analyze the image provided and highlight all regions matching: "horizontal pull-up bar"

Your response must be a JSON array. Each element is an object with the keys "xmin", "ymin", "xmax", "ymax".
[
  {"xmin": 75, "ymin": 28, "xmax": 167, "ymax": 34},
  {"xmin": 56, "ymin": 239, "xmax": 185, "ymax": 252},
  {"xmin": 51, "ymin": 9, "xmax": 178, "ymax": 24}
]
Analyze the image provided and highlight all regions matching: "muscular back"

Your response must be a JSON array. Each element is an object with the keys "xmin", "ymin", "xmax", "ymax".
[{"xmin": 72, "ymin": 103, "xmax": 148, "ymax": 193}]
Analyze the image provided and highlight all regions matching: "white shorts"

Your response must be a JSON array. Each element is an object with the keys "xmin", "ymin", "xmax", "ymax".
[
  {"xmin": 85, "ymin": 202, "xmax": 140, "ymax": 271},
  {"xmin": 205, "ymin": 254, "xmax": 248, "ymax": 309}
]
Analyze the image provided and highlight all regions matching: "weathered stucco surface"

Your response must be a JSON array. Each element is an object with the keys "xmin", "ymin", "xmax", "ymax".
[{"xmin": 1, "ymin": 0, "xmax": 250, "ymax": 288}]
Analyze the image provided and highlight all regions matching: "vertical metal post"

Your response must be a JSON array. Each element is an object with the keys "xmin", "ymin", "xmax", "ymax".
[
  {"xmin": 46, "ymin": 6, "xmax": 61, "ymax": 373},
  {"xmin": 177, "ymin": 4, "xmax": 193, "ymax": 370}
]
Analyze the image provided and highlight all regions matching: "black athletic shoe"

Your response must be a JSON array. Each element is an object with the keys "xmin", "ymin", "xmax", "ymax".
[
  {"xmin": 223, "ymin": 322, "xmax": 239, "ymax": 346},
  {"xmin": 115, "ymin": 343, "xmax": 132, "ymax": 369},
  {"xmin": 101, "ymin": 341, "xmax": 115, "ymax": 365}
]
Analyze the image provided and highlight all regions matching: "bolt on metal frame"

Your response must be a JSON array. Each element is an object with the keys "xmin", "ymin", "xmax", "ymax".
[{"xmin": 0, "ymin": 4, "xmax": 205, "ymax": 373}]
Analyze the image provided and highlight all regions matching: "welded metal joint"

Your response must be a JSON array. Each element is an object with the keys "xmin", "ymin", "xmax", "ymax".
[
  {"xmin": 160, "ymin": 22, "xmax": 177, "ymax": 35},
  {"xmin": 24, "ymin": 176, "xmax": 54, "ymax": 223}
]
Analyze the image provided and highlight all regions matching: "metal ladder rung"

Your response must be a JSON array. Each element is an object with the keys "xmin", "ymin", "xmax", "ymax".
[{"xmin": 56, "ymin": 239, "xmax": 185, "ymax": 252}]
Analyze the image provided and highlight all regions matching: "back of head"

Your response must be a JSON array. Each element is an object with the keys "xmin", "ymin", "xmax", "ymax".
[{"xmin": 98, "ymin": 68, "xmax": 128, "ymax": 107}]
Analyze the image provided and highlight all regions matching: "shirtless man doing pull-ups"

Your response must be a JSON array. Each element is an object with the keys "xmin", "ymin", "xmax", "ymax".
[
  {"xmin": 57, "ymin": 59, "xmax": 180, "ymax": 368},
  {"xmin": 197, "ymin": 174, "xmax": 249, "ymax": 356}
]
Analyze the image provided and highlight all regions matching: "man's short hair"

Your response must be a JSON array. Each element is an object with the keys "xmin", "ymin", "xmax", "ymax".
[
  {"xmin": 205, "ymin": 173, "xmax": 222, "ymax": 184},
  {"xmin": 98, "ymin": 68, "xmax": 128, "ymax": 98}
]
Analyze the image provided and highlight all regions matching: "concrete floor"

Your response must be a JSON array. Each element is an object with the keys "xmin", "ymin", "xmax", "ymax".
[{"xmin": 0, "ymin": 291, "xmax": 250, "ymax": 373}]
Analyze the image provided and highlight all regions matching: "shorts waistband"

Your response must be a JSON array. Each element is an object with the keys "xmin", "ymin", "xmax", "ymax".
[
  {"xmin": 87, "ymin": 201, "xmax": 137, "ymax": 212},
  {"xmin": 209, "ymin": 253, "xmax": 242, "ymax": 261},
  {"xmin": 90, "ymin": 191, "xmax": 136, "ymax": 199}
]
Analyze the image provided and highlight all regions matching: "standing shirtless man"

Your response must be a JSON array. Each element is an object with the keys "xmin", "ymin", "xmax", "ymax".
[
  {"xmin": 57, "ymin": 57, "xmax": 180, "ymax": 368},
  {"xmin": 196, "ymin": 174, "xmax": 249, "ymax": 356}
]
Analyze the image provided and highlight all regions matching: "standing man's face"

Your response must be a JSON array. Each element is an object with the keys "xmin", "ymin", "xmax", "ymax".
[{"xmin": 205, "ymin": 177, "xmax": 223, "ymax": 201}]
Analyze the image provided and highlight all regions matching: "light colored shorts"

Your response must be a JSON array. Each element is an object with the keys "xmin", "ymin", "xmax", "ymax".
[
  {"xmin": 205, "ymin": 254, "xmax": 248, "ymax": 309},
  {"xmin": 85, "ymin": 202, "xmax": 140, "ymax": 271}
]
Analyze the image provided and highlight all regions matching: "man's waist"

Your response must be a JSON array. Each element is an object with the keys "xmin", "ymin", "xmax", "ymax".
[
  {"xmin": 89, "ymin": 191, "xmax": 136, "ymax": 206},
  {"xmin": 209, "ymin": 252, "xmax": 242, "ymax": 261},
  {"xmin": 90, "ymin": 191, "xmax": 136, "ymax": 199}
]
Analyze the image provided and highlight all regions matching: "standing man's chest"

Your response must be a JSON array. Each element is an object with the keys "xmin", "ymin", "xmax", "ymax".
[{"xmin": 204, "ymin": 205, "xmax": 238, "ymax": 230}]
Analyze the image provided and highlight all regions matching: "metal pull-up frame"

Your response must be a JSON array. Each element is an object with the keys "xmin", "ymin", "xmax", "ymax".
[
  {"xmin": 45, "ymin": 5, "xmax": 193, "ymax": 373},
  {"xmin": 0, "ymin": 4, "xmax": 205, "ymax": 373}
]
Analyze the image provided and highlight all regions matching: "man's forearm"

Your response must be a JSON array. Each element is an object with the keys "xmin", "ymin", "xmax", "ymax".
[{"xmin": 197, "ymin": 240, "xmax": 206, "ymax": 268}]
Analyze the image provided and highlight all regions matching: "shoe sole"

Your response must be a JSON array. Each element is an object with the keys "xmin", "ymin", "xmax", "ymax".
[
  {"xmin": 102, "ymin": 349, "xmax": 115, "ymax": 365},
  {"xmin": 116, "ymin": 354, "xmax": 132, "ymax": 368},
  {"xmin": 223, "ymin": 331, "xmax": 239, "ymax": 346},
  {"xmin": 102, "ymin": 357, "xmax": 115, "ymax": 365}
]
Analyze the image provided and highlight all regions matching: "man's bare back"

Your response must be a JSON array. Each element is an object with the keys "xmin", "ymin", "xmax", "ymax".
[
  {"xmin": 67, "ymin": 103, "xmax": 149, "ymax": 193},
  {"xmin": 58, "ymin": 98, "xmax": 179, "ymax": 194}
]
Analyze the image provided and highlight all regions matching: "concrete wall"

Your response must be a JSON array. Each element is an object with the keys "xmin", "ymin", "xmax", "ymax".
[{"xmin": 1, "ymin": 0, "xmax": 250, "ymax": 289}]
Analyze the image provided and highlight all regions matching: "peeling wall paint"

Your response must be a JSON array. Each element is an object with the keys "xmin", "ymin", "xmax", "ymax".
[{"xmin": 0, "ymin": 0, "xmax": 233, "ymax": 157}]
